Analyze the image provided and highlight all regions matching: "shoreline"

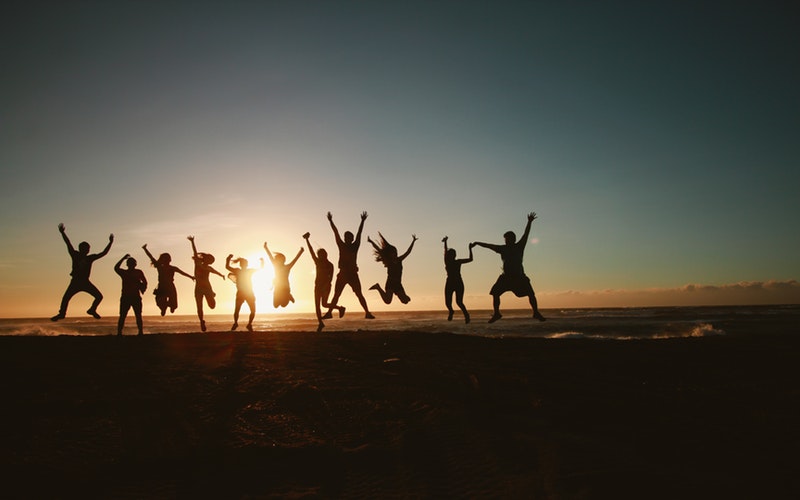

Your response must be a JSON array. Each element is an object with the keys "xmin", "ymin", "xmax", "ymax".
[{"xmin": 1, "ymin": 331, "xmax": 798, "ymax": 498}]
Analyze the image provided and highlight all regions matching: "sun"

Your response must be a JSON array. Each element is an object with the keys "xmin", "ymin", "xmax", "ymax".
[{"xmin": 246, "ymin": 253, "xmax": 275, "ymax": 309}]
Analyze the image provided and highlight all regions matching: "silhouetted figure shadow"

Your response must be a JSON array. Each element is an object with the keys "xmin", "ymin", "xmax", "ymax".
[
  {"xmin": 142, "ymin": 244, "xmax": 194, "ymax": 316},
  {"xmin": 473, "ymin": 212, "xmax": 546, "ymax": 323},
  {"xmin": 188, "ymin": 236, "xmax": 225, "ymax": 332},
  {"xmin": 303, "ymin": 232, "xmax": 345, "ymax": 332},
  {"xmin": 264, "ymin": 241, "xmax": 303, "ymax": 309},
  {"xmin": 114, "ymin": 254, "xmax": 147, "ymax": 335},
  {"xmin": 325, "ymin": 211, "xmax": 375, "ymax": 319},
  {"xmin": 226, "ymin": 254, "xmax": 263, "ymax": 332},
  {"xmin": 368, "ymin": 232, "xmax": 417, "ymax": 305},
  {"xmin": 443, "ymin": 236, "xmax": 474, "ymax": 323},
  {"xmin": 51, "ymin": 223, "xmax": 113, "ymax": 321}
]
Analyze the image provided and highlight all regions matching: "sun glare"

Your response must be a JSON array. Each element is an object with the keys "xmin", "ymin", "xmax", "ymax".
[{"xmin": 247, "ymin": 253, "xmax": 275, "ymax": 307}]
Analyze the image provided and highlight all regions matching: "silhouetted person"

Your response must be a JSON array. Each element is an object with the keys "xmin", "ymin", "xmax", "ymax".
[
  {"xmin": 443, "ymin": 236, "xmax": 474, "ymax": 323},
  {"xmin": 51, "ymin": 223, "xmax": 113, "ymax": 321},
  {"xmin": 264, "ymin": 241, "xmax": 304, "ymax": 309},
  {"xmin": 226, "ymin": 254, "xmax": 262, "ymax": 331},
  {"xmin": 142, "ymin": 244, "xmax": 194, "ymax": 316},
  {"xmin": 368, "ymin": 232, "xmax": 417, "ymax": 304},
  {"xmin": 303, "ymin": 232, "xmax": 345, "ymax": 332},
  {"xmin": 325, "ymin": 211, "xmax": 374, "ymax": 319},
  {"xmin": 473, "ymin": 212, "xmax": 546, "ymax": 323},
  {"xmin": 188, "ymin": 236, "xmax": 225, "ymax": 332},
  {"xmin": 114, "ymin": 254, "xmax": 147, "ymax": 335}
]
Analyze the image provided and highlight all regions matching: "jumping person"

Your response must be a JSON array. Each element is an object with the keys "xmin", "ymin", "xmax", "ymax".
[
  {"xmin": 472, "ymin": 212, "xmax": 546, "ymax": 323},
  {"xmin": 188, "ymin": 236, "xmax": 225, "ymax": 332},
  {"xmin": 442, "ymin": 236, "xmax": 474, "ymax": 323},
  {"xmin": 51, "ymin": 223, "xmax": 113, "ymax": 321},
  {"xmin": 142, "ymin": 244, "xmax": 194, "ymax": 316},
  {"xmin": 303, "ymin": 232, "xmax": 345, "ymax": 332},
  {"xmin": 367, "ymin": 233, "xmax": 417, "ymax": 305},
  {"xmin": 226, "ymin": 254, "xmax": 262, "ymax": 332},
  {"xmin": 325, "ymin": 211, "xmax": 374, "ymax": 319},
  {"xmin": 114, "ymin": 254, "xmax": 147, "ymax": 335},
  {"xmin": 264, "ymin": 241, "xmax": 304, "ymax": 308}
]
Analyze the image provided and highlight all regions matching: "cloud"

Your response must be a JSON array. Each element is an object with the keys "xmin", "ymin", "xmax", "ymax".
[{"xmin": 542, "ymin": 280, "xmax": 800, "ymax": 307}]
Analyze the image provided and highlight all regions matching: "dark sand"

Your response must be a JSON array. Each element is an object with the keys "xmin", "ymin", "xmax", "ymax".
[{"xmin": 1, "ymin": 331, "xmax": 798, "ymax": 499}]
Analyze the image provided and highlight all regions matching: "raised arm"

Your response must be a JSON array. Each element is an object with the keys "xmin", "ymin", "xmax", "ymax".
[
  {"xmin": 58, "ymin": 223, "xmax": 75, "ymax": 253},
  {"xmin": 519, "ymin": 212, "xmax": 537, "ymax": 246},
  {"xmin": 209, "ymin": 266, "xmax": 226, "ymax": 279},
  {"xmin": 459, "ymin": 243, "xmax": 475, "ymax": 264},
  {"xmin": 142, "ymin": 244, "xmax": 157, "ymax": 265},
  {"xmin": 354, "ymin": 211, "xmax": 368, "ymax": 244},
  {"xmin": 367, "ymin": 236, "xmax": 381, "ymax": 253},
  {"xmin": 225, "ymin": 254, "xmax": 235, "ymax": 273},
  {"xmin": 327, "ymin": 212, "xmax": 342, "ymax": 244},
  {"xmin": 263, "ymin": 242, "xmax": 275, "ymax": 263},
  {"xmin": 114, "ymin": 254, "xmax": 128, "ymax": 274},
  {"xmin": 399, "ymin": 234, "xmax": 418, "ymax": 261},
  {"xmin": 287, "ymin": 247, "xmax": 304, "ymax": 269},
  {"xmin": 95, "ymin": 233, "xmax": 114, "ymax": 259},
  {"xmin": 303, "ymin": 232, "xmax": 319, "ymax": 264},
  {"xmin": 442, "ymin": 236, "xmax": 449, "ymax": 254},
  {"xmin": 188, "ymin": 235, "xmax": 198, "ymax": 257}
]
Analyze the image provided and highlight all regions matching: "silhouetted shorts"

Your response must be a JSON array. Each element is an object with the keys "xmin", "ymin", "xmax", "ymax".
[{"xmin": 490, "ymin": 274, "xmax": 534, "ymax": 297}]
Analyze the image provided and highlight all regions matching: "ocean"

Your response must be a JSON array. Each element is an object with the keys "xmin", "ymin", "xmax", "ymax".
[{"xmin": 2, "ymin": 304, "xmax": 798, "ymax": 339}]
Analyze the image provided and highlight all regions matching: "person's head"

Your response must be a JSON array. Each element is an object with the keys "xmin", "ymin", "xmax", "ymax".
[
  {"xmin": 503, "ymin": 231, "xmax": 516, "ymax": 245},
  {"xmin": 78, "ymin": 241, "xmax": 90, "ymax": 255},
  {"xmin": 344, "ymin": 231, "xmax": 354, "ymax": 244},
  {"xmin": 274, "ymin": 252, "xmax": 286, "ymax": 264},
  {"xmin": 237, "ymin": 257, "xmax": 249, "ymax": 268},
  {"xmin": 200, "ymin": 253, "xmax": 215, "ymax": 265},
  {"xmin": 317, "ymin": 248, "xmax": 328, "ymax": 260},
  {"xmin": 126, "ymin": 257, "xmax": 137, "ymax": 269},
  {"xmin": 373, "ymin": 233, "xmax": 397, "ymax": 264},
  {"xmin": 445, "ymin": 248, "xmax": 456, "ymax": 263},
  {"xmin": 157, "ymin": 253, "xmax": 171, "ymax": 265}
]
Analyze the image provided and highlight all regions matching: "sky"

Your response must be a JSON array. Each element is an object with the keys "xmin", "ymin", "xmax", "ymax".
[{"xmin": 2, "ymin": 1, "xmax": 799, "ymax": 318}]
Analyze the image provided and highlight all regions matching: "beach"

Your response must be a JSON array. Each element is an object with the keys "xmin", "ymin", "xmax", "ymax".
[{"xmin": 1, "ymin": 322, "xmax": 798, "ymax": 499}]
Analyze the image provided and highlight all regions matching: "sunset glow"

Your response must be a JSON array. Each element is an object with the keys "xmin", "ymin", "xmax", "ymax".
[{"xmin": 1, "ymin": 2, "xmax": 798, "ymax": 319}]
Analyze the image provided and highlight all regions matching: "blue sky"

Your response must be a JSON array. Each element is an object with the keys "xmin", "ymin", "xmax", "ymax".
[{"xmin": 2, "ymin": 1, "xmax": 799, "ymax": 318}]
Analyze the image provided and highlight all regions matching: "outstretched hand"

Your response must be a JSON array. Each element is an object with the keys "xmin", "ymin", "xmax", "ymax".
[
  {"xmin": 58, "ymin": 223, "xmax": 66, "ymax": 233},
  {"xmin": 361, "ymin": 211, "xmax": 368, "ymax": 221},
  {"xmin": 109, "ymin": 234, "xmax": 114, "ymax": 243},
  {"xmin": 442, "ymin": 236, "xmax": 448, "ymax": 243},
  {"xmin": 528, "ymin": 212, "xmax": 538, "ymax": 222},
  {"xmin": 142, "ymin": 243, "xmax": 147, "ymax": 249},
  {"xmin": 303, "ymin": 232, "xmax": 310, "ymax": 240},
  {"xmin": 469, "ymin": 242, "xmax": 476, "ymax": 248},
  {"xmin": 327, "ymin": 211, "xmax": 333, "ymax": 221},
  {"xmin": 411, "ymin": 234, "xmax": 418, "ymax": 241},
  {"xmin": 187, "ymin": 235, "xmax": 194, "ymax": 242}
]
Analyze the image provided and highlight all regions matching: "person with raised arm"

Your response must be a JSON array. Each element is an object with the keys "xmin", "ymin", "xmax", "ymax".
[
  {"xmin": 325, "ymin": 211, "xmax": 374, "ymax": 319},
  {"xmin": 472, "ymin": 212, "xmax": 546, "ymax": 323},
  {"xmin": 142, "ymin": 244, "xmax": 194, "ymax": 316},
  {"xmin": 51, "ymin": 223, "xmax": 114, "ymax": 321},
  {"xmin": 367, "ymin": 233, "xmax": 417, "ymax": 305},
  {"xmin": 442, "ymin": 236, "xmax": 474, "ymax": 323},
  {"xmin": 114, "ymin": 253, "xmax": 147, "ymax": 336},
  {"xmin": 226, "ymin": 254, "xmax": 263, "ymax": 332},
  {"xmin": 303, "ymin": 232, "xmax": 345, "ymax": 332},
  {"xmin": 188, "ymin": 236, "xmax": 225, "ymax": 332},
  {"xmin": 264, "ymin": 241, "xmax": 304, "ymax": 309}
]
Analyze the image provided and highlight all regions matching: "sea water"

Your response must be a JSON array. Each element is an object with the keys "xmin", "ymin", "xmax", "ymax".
[{"xmin": 1, "ymin": 305, "xmax": 798, "ymax": 339}]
